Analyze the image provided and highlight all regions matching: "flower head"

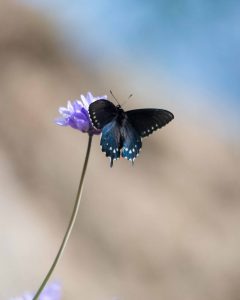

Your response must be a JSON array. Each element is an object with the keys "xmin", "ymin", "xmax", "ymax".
[
  {"xmin": 10, "ymin": 282, "xmax": 61, "ymax": 300},
  {"xmin": 55, "ymin": 92, "xmax": 107, "ymax": 135}
]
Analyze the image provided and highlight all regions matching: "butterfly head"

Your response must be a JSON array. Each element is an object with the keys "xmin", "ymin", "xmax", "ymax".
[
  {"xmin": 116, "ymin": 104, "xmax": 123, "ymax": 110},
  {"xmin": 116, "ymin": 105, "xmax": 126, "ymax": 122}
]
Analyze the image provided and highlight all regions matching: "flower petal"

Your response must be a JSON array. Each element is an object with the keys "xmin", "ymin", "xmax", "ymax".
[
  {"xmin": 75, "ymin": 119, "xmax": 89, "ymax": 132},
  {"xmin": 58, "ymin": 107, "xmax": 71, "ymax": 117},
  {"xmin": 80, "ymin": 107, "xmax": 90, "ymax": 119},
  {"xmin": 80, "ymin": 94, "xmax": 90, "ymax": 109},
  {"xmin": 67, "ymin": 100, "xmax": 74, "ymax": 113},
  {"xmin": 72, "ymin": 100, "xmax": 83, "ymax": 112},
  {"xmin": 10, "ymin": 282, "xmax": 61, "ymax": 300},
  {"xmin": 41, "ymin": 282, "xmax": 61, "ymax": 300},
  {"xmin": 86, "ymin": 92, "xmax": 95, "ymax": 104},
  {"xmin": 55, "ymin": 117, "xmax": 68, "ymax": 126}
]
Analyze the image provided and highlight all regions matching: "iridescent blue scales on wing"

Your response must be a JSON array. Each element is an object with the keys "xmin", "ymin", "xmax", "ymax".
[
  {"xmin": 100, "ymin": 120, "xmax": 121, "ymax": 167},
  {"xmin": 121, "ymin": 121, "xmax": 142, "ymax": 163}
]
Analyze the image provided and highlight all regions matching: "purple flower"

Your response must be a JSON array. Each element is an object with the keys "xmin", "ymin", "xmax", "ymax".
[
  {"xmin": 10, "ymin": 282, "xmax": 61, "ymax": 300},
  {"xmin": 55, "ymin": 92, "xmax": 107, "ymax": 135}
]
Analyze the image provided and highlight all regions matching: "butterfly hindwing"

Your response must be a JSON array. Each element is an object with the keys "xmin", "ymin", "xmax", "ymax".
[
  {"xmin": 126, "ymin": 109, "xmax": 174, "ymax": 137},
  {"xmin": 121, "ymin": 121, "xmax": 142, "ymax": 163},
  {"xmin": 89, "ymin": 99, "xmax": 117, "ymax": 129},
  {"xmin": 100, "ymin": 120, "xmax": 121, "ymax": 167}
]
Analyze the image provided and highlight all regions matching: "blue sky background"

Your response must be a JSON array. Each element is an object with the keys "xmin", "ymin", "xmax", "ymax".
[{"xmin": 20, "ymin": 0, "xmax": 240, "ymax": 134}]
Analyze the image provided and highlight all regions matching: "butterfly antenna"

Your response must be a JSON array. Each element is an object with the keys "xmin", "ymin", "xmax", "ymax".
[
  {"xmin": 110, "ymin": 90, "xmax": 121, "ymax": 106},
  {"xmin": 121, "ymin": 94, "xmax": 133, "ymax": 108}
]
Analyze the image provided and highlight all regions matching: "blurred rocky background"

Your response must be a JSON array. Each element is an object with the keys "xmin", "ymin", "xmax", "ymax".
[{"xmin": 0, "ymin": 1, "xmax": 240, "ymax": 299}]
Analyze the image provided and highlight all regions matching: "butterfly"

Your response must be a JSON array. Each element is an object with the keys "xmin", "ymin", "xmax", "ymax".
[{"xmin": 89, "ymin": 99, "xmax": 174, "ymax": 167}]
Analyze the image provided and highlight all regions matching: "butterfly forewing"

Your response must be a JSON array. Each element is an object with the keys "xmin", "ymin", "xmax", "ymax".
[
  {"xmin": 126, "ymin": 109, "xmax": 174, "ymax": 137},
  {"xmin": 89, "ymin": 99, "xmax": 117, "ymax": 129}
]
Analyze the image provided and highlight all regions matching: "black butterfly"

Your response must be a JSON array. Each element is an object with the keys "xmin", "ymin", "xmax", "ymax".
[{"xmin": 89, "ymin": 99, "xmax": 174, "ymax": 167}]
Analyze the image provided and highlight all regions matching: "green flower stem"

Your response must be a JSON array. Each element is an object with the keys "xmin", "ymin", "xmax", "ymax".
[{"xmin": 33, "ymin": 134, "xmax": 93, "ymax": 300}]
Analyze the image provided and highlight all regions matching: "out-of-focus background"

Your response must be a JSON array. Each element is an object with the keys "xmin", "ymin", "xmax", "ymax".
[{"xmin": 1, "ymin": 1, "xmax": 240, "ymax": 299}]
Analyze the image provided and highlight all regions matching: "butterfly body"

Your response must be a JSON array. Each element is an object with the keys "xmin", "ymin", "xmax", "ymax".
[{"xmin": 89, "ymin": 99, "xmax": 174, "ymax": 167}]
